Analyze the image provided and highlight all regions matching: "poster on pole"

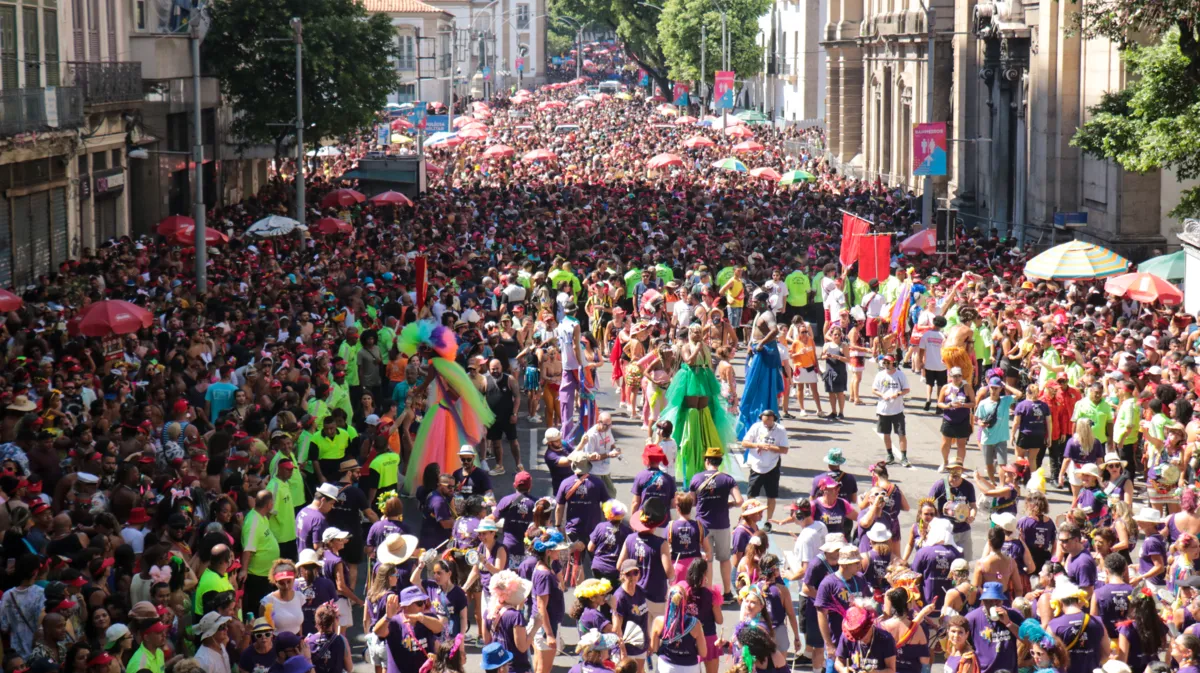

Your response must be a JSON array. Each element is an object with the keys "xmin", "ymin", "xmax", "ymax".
[
  {"xmin": 405, "ymin": 102, "xmax": 427, "ymax": 131},
  {"xmin": 424, "ymin": 115, "xmax": 449, "ymax": 134},
  {"xmin": 672, "ymin": 82, "xmax": 689, "ymax": 106},
  {"xmin": 713, "ymin": 71, "xmax": 735, "ymax": 110},
  {"xmin": 637, "ymin": 69, "xmax": 649, "ymax": 87},
  {"xmin": 913, "ymin": 122, "xmax": 947, "ymax": 176}
]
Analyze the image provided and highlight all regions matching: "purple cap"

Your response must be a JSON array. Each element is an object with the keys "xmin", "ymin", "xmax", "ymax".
[
  {"xmin": 400, "ymin": 585, "xmax": 428, "ymax": 606},
  {"xmin": 988, "ymin": 377, "xmax": 1004, "ymax": 387}
]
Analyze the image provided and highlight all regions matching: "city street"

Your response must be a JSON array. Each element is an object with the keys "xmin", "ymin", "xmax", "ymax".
[{"xmin": 354, "ymin": 357, "xmax": 1074, "ymax": 672}]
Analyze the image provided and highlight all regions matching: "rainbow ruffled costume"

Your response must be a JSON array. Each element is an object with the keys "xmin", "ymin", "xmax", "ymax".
[{"xmin": 399, "ymin": 321, "xmax": 494, "ymax": 494}]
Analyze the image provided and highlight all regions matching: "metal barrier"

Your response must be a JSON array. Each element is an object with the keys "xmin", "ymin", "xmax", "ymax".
[
  {"xmin": 0, "ymin": 87, "xmax": 84, "ymax": 136},
  {"xmin": 66, "ymin": 62, "xmax": 143, "ymax": 106}
]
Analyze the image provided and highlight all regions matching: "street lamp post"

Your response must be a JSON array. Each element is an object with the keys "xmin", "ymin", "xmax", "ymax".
[
  {"xmin": 292, "ymin": 18, "xmax": 305, "ymax": 228},
  {"xmin": 189, "ymin": 4, "xmax": 206, "ymax": 292}
]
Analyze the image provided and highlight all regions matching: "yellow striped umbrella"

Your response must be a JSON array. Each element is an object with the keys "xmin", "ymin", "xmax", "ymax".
[{"xmin": 1023, "ymin": 240, "xmax": 1129, "ymax": 280}]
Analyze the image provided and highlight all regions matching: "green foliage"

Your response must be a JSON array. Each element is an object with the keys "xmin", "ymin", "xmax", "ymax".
[
  {"xmin": 203, "ymin": 0, "xmax": 399, "ymax": 156},
  {"xmin": 1071, "ymin": 29, "xmax": 1200, "ymax": 217},
  {"xmin": 657, "ymin": 0, "xmax": 770, "ymax": 87},
  {"xmin": 549, "ymin": 0, "xmax": 671, "ymax": 89},
  {"xmin": 547, "ymin": 23, "xmax": 577, "ymax": 57}
]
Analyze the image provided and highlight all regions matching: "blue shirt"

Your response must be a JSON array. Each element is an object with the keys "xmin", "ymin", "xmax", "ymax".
[
  {"xmin": 205, "ymin": 382, "xmax": 239, "ymax": 422},
  {"xmin": 974, "ymin": 394, "xmax": 1014, "ymax": 445}
]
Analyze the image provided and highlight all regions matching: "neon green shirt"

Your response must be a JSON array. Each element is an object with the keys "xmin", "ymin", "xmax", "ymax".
[
  {"xmin": 195, "ymin": 569, "xmax": 234, "ymax": 615},
  {"xmin": 1114, "ymin": 398, "xmax": 1141, "ymax": 446},
  {"xmin": 242, "ymin": 510, "xmax": 281, "ymax": 577},
  {"xmin": 269, "ymin": 451, "xmax": 307, "ymax": 505},
  {"xmin": 973, "ymin": 324, "xmax": 992, "ymax": 361},
  {"xmin": 128, "ymin": 646, "xmax": 165, "ymax": 673},
  {"xmin": 1071, "ymin": 398, "xmax": 1115, "ymax": 444},
  {"xmin": 265, "ymin": 476, "xmax": 298, "ymax": 543},
  {"xmin": 1039, "ymin": 349, "xmax": 1062, "ymax": 385},
  {"xmin": 370, "ymin": 452, "xmax": 401, "ymax": 489},
  {"xmin": 813, "ymin": 273, "xmax": 826, "ymax": 303},
  {"xmin": 784, "ymin": 271, "xmax": 810, "ymax": 307},
  {"xmin": 337, "ymin": 341, "xmax": 362, "ymax": 386},
  {"xmin": 312, "ymin": 428, "xmax": 352, "ymax": 461}
]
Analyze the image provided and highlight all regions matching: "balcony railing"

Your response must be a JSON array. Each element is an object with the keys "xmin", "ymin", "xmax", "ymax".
[
  {"xmin": 66, "ymin": 62, "xmax": 144, "ymax": 106},
  {"xmin": 397, "ymin": 57, "xmax": 416, "ymax": 71},
  {"xmin": 0, "ymin": 87, "xmax": 84, "ymax": 137}
]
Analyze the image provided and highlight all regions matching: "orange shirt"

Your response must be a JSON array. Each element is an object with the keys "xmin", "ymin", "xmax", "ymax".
[
  {"xmin": 790, "ymin": 336, "xmax": 818, "ymax": 369},
  {"xmin": 386, "ymin": 356, "xmax": 409, "ymax": 382}
]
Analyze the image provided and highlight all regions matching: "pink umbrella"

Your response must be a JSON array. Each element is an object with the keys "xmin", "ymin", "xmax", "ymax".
[
  {"xmin": 574, "ymin": 100, "xmax": 597, "ymax": 109},
  {"xmin": 174, "ymin": 225, "xmax": 229, "ymax": 247},
  {"xmin": 77, "ymin": 300, "xmax": 153, "ymax": 337},
  {"xmin": 537, "ymin": 100, "xmax": 568, "ymax": 112},
  {"xmin": 472, "ymin": 101, "xmax": 491, "ymax": 111},
  {"xmin": 426, "ymin": 163, "xmax": 444, "ymax": 175},
  {"xmin": 452, "ymin": 115, "xmax": 476, "ymax": 129},
  {"xmin": 750, "ymin": 167, "xmax": 782, "ymax": 181},
  {"xmin": 156, "ymin": 215, "xmax": 194, "ymax": 238},
  {"xmin": 732, "ymin": 140, "xmax": 765, "ymax": 153},
  {"xmin": 647, "ymin": 153, "xmax": 684, "ymax": 169},
  {"xmin": 319, "ymin": 188, "xmax": 365, "ymax": 209},
  {"xmin": 898, "ymin": 228, "xmax": 937, "ymax": 255},
  {"xmin": 314, "ymin": 217, "xmax": 353, "ymax": 235},
  {"xmin": 683, "ymin": 135, "xmax": 715, "ymax": 149},
  {"xmin": 458, "ymin": 127, "xmax": 489, "ymax": 141},
  {"xmin": 459, "ymin": 121, "xmax": 488, "ymax": 132},
  {"xmin": 673, "ymin": 115, "xmax": 698, "ymax": 125},
  {"xmin": 522, "ymin": 149, "xmax": 558, "ymax": 162},
  {"xmin": 517, "ymin": 89, "xmax": 532, "ymax": 95},
  {"xmin": 0, "ymin": 289, "xmax": 23, "ymax": 312},
  {"xmin": 594, "ymin": 93, "xmax": 611, "ymax": 101},
  {"xmin": 1104, "ymin": 272, "xmax": 1184, "ymax": 305},
  {"xmin": 474, "ymin": 109, "xmax": 493, "ymax": 119},
  {"xmin": 390, "ymin": 118, "xmax": 414, "ymax": 131},
  {"xmin": 369, "ymin": 191, "xmax": 415, "ymax": 207},
  {"xmin": 725, "ymin": 125, "xmax": 754, "ymax": 138},
  {"xmin": 482, "ymin": 144, "xmax": 516, "ymax": 159}
]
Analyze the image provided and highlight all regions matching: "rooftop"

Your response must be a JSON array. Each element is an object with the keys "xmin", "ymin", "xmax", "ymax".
[{"xmin": 360, "ymin": 0, "xmax": 446, "ymax": 13}]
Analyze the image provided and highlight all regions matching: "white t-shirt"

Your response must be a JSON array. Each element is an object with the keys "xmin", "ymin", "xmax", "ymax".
[
  {"xmin": 918, "ymin": 329, "xmax": 947, "ymax": 371},
  {"xmin": 788, "ymin": 520, "xmax": 829, "ymax": 575},
  {"xmin": 259, "ymin": 591, "xmax": 306, "ymax": 635},
  {"xmin": 861, "ymin": 292, "xmax": 884, "ymax": 319},
  {"xmin": 121, "ymin": 526, "xmax": 147, "ymax": 553},
  {"xmin": 502, "ymin": 284, "xmax": 527, "ymax": 304},
  {"xmin": 764, "ymin": 280, "xmax": 787, "ymax": 313},
  {"xmin": 194, "ymin": 645, "xmax": 231, "ymax": 673},
  {"xmin": 743, "ymin": 422, "xmax": 789, "ymax": 474},
  {"xmin": 872, "ymin": 369, "xmax": 909, "ymax": 416},
  {"xmin": 825, "ymin": 288, "xmax": 846, "ymax": 318},
  {"xmin": 673, "ymin": 301, "xmax": 695, "ymax": 328},
  {"xmin": 580, "ymin": 426, "xmax": 617, "ymax": 475}
]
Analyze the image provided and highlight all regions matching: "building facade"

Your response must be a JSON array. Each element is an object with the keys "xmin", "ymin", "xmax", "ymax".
[
  {"xmin": 754, "ymin": 0, "xmax": 826, "ymax": 125},
  {"xmin": 430, "ymin": 0, "xmax": 547, "ymax": 98},
  {"xmin": 362, "ymin": 0, "xmax": 455, "ymax": 106}
]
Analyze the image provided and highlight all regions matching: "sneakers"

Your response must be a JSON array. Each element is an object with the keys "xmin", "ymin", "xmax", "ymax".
[
  {"xmin": 924, "ymin": 400, "xmax": 932, "ymax": 412},
  {"xmin": 823, "ymin": 412, "xmax": 838, "ymax": 421},
  {"xmin": 797, "ymin": 409, "xmax": 808, "ymax": 418},
  {"xmin": 488, "ymin": 465, "xmax": 506, "ymax": 476},
  {"xmin": 723, "ymin": 592, "xmax": 736, "ymax": 605},
  {"xmin": 885, "ymin": 453, "xmax": 897, "ymax": 466},
  {"xmin": 529, "ymin": 414, "xmax": 542, "ymax": 423},
  {"xmin": 901, "ymin": 455, "xmax": 913, "ymax": 468}
]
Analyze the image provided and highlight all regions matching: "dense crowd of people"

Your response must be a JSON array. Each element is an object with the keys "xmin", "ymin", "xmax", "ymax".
[{"xmin": 0, "ymin": 39, "xmax": 1195, "ymax": 673}]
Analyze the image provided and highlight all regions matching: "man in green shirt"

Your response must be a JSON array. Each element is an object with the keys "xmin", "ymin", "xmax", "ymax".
[
  {"xmin": 784, "ymin": 267, "xmax": 810, "ymax": 324},
  {"xmin": 268, "ymin": 432, "xmax": 306, "ymax": 512},
  {"xmin": 1112, "ymin": 379, "xmax": 1141, "ymax": 479},
  {"xmin": 127, "ymin": 621, "xmax": 168, "ymax": 673},
  {"xmin": 241, "ymin": 490, "xmax": 280, "ymax": 613},
  {"xmin": 194, "ymin": 544, "xmax": 235, "ymax": 616},
  {"xmin": 338, "ymin": 327, "xmax": 363, "ymax": 416},
  {"xmin": 312, "ymin": 418, "xmax": 353, "ymax": 483},
  {"xmin": 1071, "ymin": 383, "xmax": 1115, "ymax": 447},
  {"xmin": 266, "ymin": 458, "xmax": 299, "ymax": 561}
]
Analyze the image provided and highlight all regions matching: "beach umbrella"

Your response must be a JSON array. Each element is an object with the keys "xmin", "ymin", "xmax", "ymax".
[
  {"xmin": 673, "ymin": 115, "xmax": 698, "ymax": 125},
  {"xmin": 572, "ymin": 95, "xmax": 593, "ymax": 102},
  {"xmin": 1136, "ymin": 250, "xmax": 1186, "ymax": 282},
  {"xmin": 615, "ymin": 92, "xmax": 633, "ymax": 101},
  {"xmin": 536, "ymin": 100, "xmax": 568, "ymax": 112},
  {"xmin": 594, "ymin": 93, "xmax": 611, "ymax": 102},
  {"xmin": 522, "ymin": 148, "xmax": 558, "ymax": 162},
  {"xmin": 898, "ymin": 228, "xmax": 937, "ymax": 255},
  {"xmin": 1104, "ymin": 272, "xmax": 1184, "ymax": 305},
  {"xmin": 1024, "ymin": 240, "xmax": 1130, "ymax": 280},
  {"xmin": 306, "ymin": 146, "xmax": 342, "ymax": 158},
  {"xmin": 749, "ymin": 167, "xmax": 781, "ymax": 181},
  {"xmin": 711, "ymin": 157, "xmax": 747, "ymax": 172},
  {"xmin": 390, "ymin": 134, "xmax": 414, "ymax": 145},
  {"xmin": 424, "ymin": 132, "xmax": 462, "ymax": 147},
  {"xmin": 246, "ymin": 215, "xmax": 305, "ymax": 237},
  {"xmin": 474, "ymin": 109, "xmax": 493, "ymax": 119},
  {"xmin": 736, "ymin": 109, "xmax": 771, "ymax": 123},
  {"xmin": 174, "ymin": 224, "xmax": 229, "ymax": 247},
  {"xmin": 0, "ymin": 289, "xmax": 23, "ymax": 312},
  {"xmin": 459, "ymin": 121, "xmax": 488, "ymax": 132},
  {"xmin": 458, "ymin": 127, "xmax": 489, "ymax": 141},
  {"xmin": 369, "ymin": 191, "xmax": 415, "ymax": 207},
  {"xmin": 481, "ymin": 144, "xmax": 516, "ymax": 159},
  {"xmin": 725, "ymin": 125, "xmax": 754, "ymax": 139},
  {"xmin": 732, "ymin": 140, "xmax": 765, "ymax": 153},
  {"xmin": 683, "ymin": 135, "xmax": 715, "ymax": 149},
  {"xmin": 156, "ymin": 215, "xmax": 194, "ymax": 238},
  {"xmin": 779, "ymin": 169, "xmax": 817, "ymax": 185},
  {"xmin": 77, "ymin": 300, "xmax": 153, "ymax": 337},
  {"xmin": 390, "ymin": 118, "xmax": 414, "ymax": 131},
  {"xmin": 574, "ymin": 99, "xmax": 597, "ymax": 109},
  {"xmin": 452, "ymin": 116, "xmax": 476, "ymax": 128},
  {"xmin": 517, "ymin": 89, "xmax": 532, "ymax": 95},
  {"xmin": 319, "ymin": 189, "xmax": 365, "ymax": 210},
  {"xmin": 314, "ymin": 217, "xmax": 353, "ymax": 236},
  {"xmin": 426, "ymin": 163, "xmax": 444, "ymax": 175},
  {"xmin": 647, "ymin": 153, "xmax": 684, "ymax": 169}
]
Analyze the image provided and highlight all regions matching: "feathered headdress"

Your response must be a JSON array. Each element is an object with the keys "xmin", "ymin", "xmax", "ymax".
[
  {"xmin": 398, "ymin": 320, "xmax": 458, "ymax": 360},
  {"xmin": 1018, "ymin": 618, "xmax": 1055, "ymax": 648}
]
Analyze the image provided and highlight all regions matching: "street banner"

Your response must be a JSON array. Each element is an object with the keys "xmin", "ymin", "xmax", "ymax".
[
  {"xmin": 672, "ymin": 82, "xmax": 689, "ymax": 106},
  {"xmin": 840, "ymin": 211, "xmax": 871, "ymax": 267},
  {"xmin": 424, "ymin": 115, "xmax": 450, "ymax": 133},
  {"xmin": 913, "ymin": 122, "xmax": 947, "ymax": 176},
  {"xmin": 637, "ymin": 69, "xmax": 649, "ymax": 87},
  {"xmin": 516, "ymin": 57, "xmax": 525, "ymax": 73},
  {"xmin": 714, "ymin": 70, "xmax": 735, "ymax": 110},
  {"xmin": 855, "ymin": 234, "xmax": 892, "ymax": 283},
  {"xmin": 406, "ymin": 102, "xmax": 427, "ymax": 131},
  {"xmin": 415, "ymin": 255, "xmax": 428, "ymax": 309},
  {"xmin": 376, "ymin": 124, "xmax": 388, "ymax": 147},
  {"xmin": 552, "ymin": 56, "xmax": 563, "ymax": 65},
  {"xmin": 889, "ymin": 280, "xmax": 913, "ymax": 336}
]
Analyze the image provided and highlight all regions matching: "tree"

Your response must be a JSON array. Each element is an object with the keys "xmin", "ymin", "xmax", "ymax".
[
  {"xmin": 549, "ymin": 0, "xmax": 673, "ymax": 93},
  {"xmin": 1069, "ymin": 1, "xmax": 1200, "ymax": 217},
  {"xmin": 203, "ymin": 0, "xmax": 399, "ymax": 160},
  {"xmin": 657, "ymin": 0, "xmax": 770, "ymax": 100}
]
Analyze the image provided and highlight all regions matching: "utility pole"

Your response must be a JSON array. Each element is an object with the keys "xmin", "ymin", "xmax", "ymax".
[
  {"xmin": 292, "ymin": 17, "xmax": 305, "ymax": 226},
  {"xmin": 699, "ymin": 24, "xmax": 706, "ymax": 116},
  {"xmin": 720, "ymin": 8, "xmax": 727, "ymax": 128},
  {"xmin": 922, "ymin": 6, "xmax": 935, "ymax": 230},
  {"xmin": 190, "ymin": 4, "xmax": 206, "ymax": 293},
  {"xmin": 449, "ymin": 29, "xmax": 456, "ymax": 115},
  {"xmin": 576, "ymin": 27, "xmax": 582, "ymax": 80},
  {"xmin": 416, "ymin": 27, "xmax": 425, "ymax": 167}
]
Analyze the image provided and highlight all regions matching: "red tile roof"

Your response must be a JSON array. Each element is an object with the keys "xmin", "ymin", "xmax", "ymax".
[{"xmin": 360, "ymin": 0, "xmax": 446, "ymax": 13}]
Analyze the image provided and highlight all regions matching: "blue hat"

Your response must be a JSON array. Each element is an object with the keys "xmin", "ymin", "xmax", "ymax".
[
  {"xmin": 481, "ymin": 643, "xmax": 514, "ymax": 671},
  {"xmin": 275, "ymin": 631, "xmax": 301, "ymax": 650},
  {"xmin": 400, "ymin": 585, "xmax": 428, "ymax": 606},
  {"xmin": 988, "ymin": 377, "xmax": 1004, "ymax": 387},
  {"xmin": 282, "ymin": 655, "xmax": 313, "ymax": 673},
  {"xmin": 981, "ymin": 582, "xmax": 1007, "ymax": 601}
]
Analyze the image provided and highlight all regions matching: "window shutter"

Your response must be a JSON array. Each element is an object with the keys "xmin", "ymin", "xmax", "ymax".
[
  {"xmin": 72, "ymin": 0, "xmax": 84, "ymax": 62},
  {"xmin": 44, "ymin": 10, "xmax": 59, "ymax": 86},
  {"xmin": 22, "ymin": 8, "xmax": 39, "ymax": 87},
  {"xmin": 0, "ymin": 6, "xmax": 18, "ymax": 90},
  {"xmin": 88, "ymin": 0, "xmax": 100, "ymax": 61},
  {"xmin": 105, "ymin": 0, "xmax": 115, "ymax": 61}
]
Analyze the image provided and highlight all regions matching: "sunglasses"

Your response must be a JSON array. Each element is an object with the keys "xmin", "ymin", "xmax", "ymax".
[{"xmin": 253, "ymin": 632, "xmax": 274, "ymax": 640}]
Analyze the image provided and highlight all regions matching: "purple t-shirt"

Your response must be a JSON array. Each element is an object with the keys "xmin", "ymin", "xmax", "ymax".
[
  {"xmin": 419, "ymin": 491, "xmax": 452, "ymax": 549},
  {"xmin": 297, "ymin": 575, "xmax": 338, "ymax": 635},
  {"xmin": 614, "ymin": 585, "xmax": 650, "ymax": 657},
  {"xmin": 814, "ymin": 571, "xmax": 867, "ymax": 641},
  {"xmin": 1066, "ymin": 551, "xmax": 1097, "ymax": 588},
  {"xmin": 1093, "ymin": 582, "xmax": 1132, "ymax": 637},
  {"xmin": 1014, "ymin": 399, "xmax": 1050, "ymax": 438},
  {"xmin": 688, "ymin": 584, "xmax": 719, "ymax": 636},
  {"xmin": 495, "ymin": 492, "xmax": 535, "ymax": 560},
  {"xmin": 295, "ymin": 504, "xmax": 327, "ymax": 553},
  {"xmin": 1119, "ymin": 622, "xmax": 1154, "ymax": 673},
  {"xmin": 555, "ymin": 474, "xmax": 607, "ymax": 540},
  {"xmin": 544, "ymin": 446, "xmax": 573, "ymax": 485},
  {"xmin": 809, "ymin": 470, "xmax": 859, "ymax": 501},
  {"xmin": 578, "ymin": 606, "xmax": 609, "ymax": 635},
  {"xmin": 624, "ymin": 533, "xmax": 669, "ymax": 602},
  {"xmin": 322, "ymin": 549, "xmax": 347, "ymax": 589},
  {"xmin": 384, "ymin": 614, "xmax": 436, "ymax": 673},
  {"xmin": 632, "ymin": 468, "xmax": 677, "ymax": 505},
  {"xmin": 423, "ymin": 580, "xmax": 468, "ymax": 637},
  {"xmin": 911, "ymin": 543, "xmax": 962, "ymax": 609},
  {"xmin": 834, "ymin": 627, "xmax": 896, "ymax": 671},
  {"xmin": 451, "ymin": 466, "xmax": 492, "ymax": 497},
  {"xmin": 306, "ymin": 632, "xmax": 348, "ymax": 673},
  {"xmin": 666, "ymin": 518, "xmax": 703, "ymax": 559},
  {"xmin": 492, "ymin": 607, "xmax": 532, "ymax": 673},
  {"xmin": 1017, "ymin": 515, "xmax": 1056, "ymax": 564},
  {"xmin": 365, "ymin": 519, "xmax": 412, "ymax": 580},
  {"xmin": 1049, "ymin": 612, "xmax": 1106, "ymax": 673},
  {"xmin": 964, "ymin": 606, "xmax": 1022, "ymax": 673},
  {"xmin": 689, "ymin": 470, "xmax": 737, "ymax": 530},
  {"xmin": 237, "ymin": 647, "xmax": 277, "ymax": 673},
  {"xmin": 588, "ymin": 520, "xmax": 631, "ymax": 575},
  {"xmin": 532, "ymin": 565, "xmax": 565, "ymax": 633},
  {"xmin": 928, "ymin": 479, "xmax": 976, "ymax": 534},
  {"xmin": 731, "ymin": 524, "xmax": 756, "ymax": 558},
  {"xmin": 811, "ymin": 498, "xmax": 851, "ymax": 532},
  {"xmin": 1139, "ymin": 533, "xmax": 1167, "ymax": 585},
  {"xmin": 453, "ymin": 516, "xmax": 480, "ymax": 549},
  {"xmin": 1065, "ymin": 436, "xmax": 1104, "ymax": 464}
]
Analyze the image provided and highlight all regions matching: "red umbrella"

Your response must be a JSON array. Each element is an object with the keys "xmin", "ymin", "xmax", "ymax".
[
  {"xmin": 452, "ymin": 116, "xmax": 476, "ymax": 129},
  {"xmin": 732, "ymin": 140, "xmax": 765, "ymax": 153},
  {"xmin": 673, "ymin": 115, "xmax": 698, "ymax": 126},
  {"xmin": 536, "ymin": 100, "xmax": 568, "ymax": 112},
  {"xmin": 458, "ymin": 127, "xmax": 489, "ymax": 141},
  {"xmin": 481, "ymin": 144, "xmax": 516, "ymax": 159},
  {"xmin": 426, "ymin": 163, "xmax": 444, "ymax": 175},
  {"xmin": 314, "ymin": 217, "xmax": 353, "ymax": 235},
  {"xmin": 0, "ymin": 289, "xmax": 22, "ymax": 312},
  {"xmin": 899, "ymin": 228, "xmax": 937, "ymax": 255},
  {"xmin": 156, "ymin": 215, "xmax": 194, "ymax": 238},
  {"xmin": 750, "ymin": 167, "xmax": 782, "ymax": 181},
  {"xmin": 1104, "ymin": 272, "xmax": 1184, "ymax": 305},
  {"xmin": 522, "ymin": 149, "xmax": 558, "ymax": 163},
  {"xmin": 459, "ymin": 121, "xmax": 488, "ymax": 132},
  {"xmin": 683, "ymin": 135, "xmax": 715, "ymax": 149},
  {"xmin": 77, "ymin": 300, "xmax": 153, "ymax": 337},
  {"xmin": 369, "ymin": 191, "xmax": 414, "ymax": 207},
  {"xmin": 725, "ymin": 125, "xmax": 755, "ymax": 139},
  {"xmin": 647, "ymin": 153, "xmax": 684, "ymax": 169},
  {"xmin": 319, "ymin": 188, "xmax": 365, "ymax": 209},
  {"xmin": 174, "ymin": 225, "xmax": 229, "ymax": 247},
  {"xmin": 390, "ymin": 118, "xmax": 414, "ymax": 131}
]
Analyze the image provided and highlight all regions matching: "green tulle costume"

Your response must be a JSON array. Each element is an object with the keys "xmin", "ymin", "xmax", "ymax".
[{"xmin": 659, "ymin": 361, "xmax": 740, "ymax": 486}]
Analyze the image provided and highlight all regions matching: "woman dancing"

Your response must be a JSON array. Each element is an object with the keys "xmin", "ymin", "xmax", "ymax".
[
  {"xmin": 399, "ymin": 321, "xmax": 495, "ymax": 495},
  {"xmin": 660, "ymin": 324, "xmax": 739, "ymax": 486}
]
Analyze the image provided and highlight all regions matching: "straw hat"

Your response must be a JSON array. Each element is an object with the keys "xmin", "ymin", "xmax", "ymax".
[{"xmin": 376, "ymin": 533, "xmax": 419, "ymax": 565}]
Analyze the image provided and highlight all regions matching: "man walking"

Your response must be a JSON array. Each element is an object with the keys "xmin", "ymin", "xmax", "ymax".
[
  {"xmin": 557, "ymin": 300, "xmax": 584, "ymax": 443},
  {"xmin": 484, "ymin": 358, "xmax": 522, "ymax": 476},
  {"xmin": 740, "ymin": 409, "xmax": 789, "ymax": 520},
  {"xmin": 689, "ymin": 446, "xmax": 743, "ymax": 602},
  {"xmin": 872, "ymin": 355, "xmax": 911, "ymax": 467},
  {"xmin": 576, "ymin": 412, "xmax": 620, "ymax": 497},
  {"xmin": 917, "ymin": 316, "xmax": 948, "ymax": 411}
]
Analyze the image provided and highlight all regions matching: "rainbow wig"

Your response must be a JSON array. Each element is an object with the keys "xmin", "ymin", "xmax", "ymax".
[{"xmin": 399, "ymin": 320, "xmax": 458, "ymax": 360}]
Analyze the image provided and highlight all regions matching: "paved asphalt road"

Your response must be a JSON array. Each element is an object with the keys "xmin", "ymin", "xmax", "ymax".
[{"xmin": 349, "ymin": 358, "xmax": 1074, "ymax": 672}]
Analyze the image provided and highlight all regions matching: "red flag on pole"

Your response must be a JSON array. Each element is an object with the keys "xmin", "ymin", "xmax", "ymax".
[
  {"xmin": 840, "ymin": 212, "xmax": 871, "ymax": 268},
  {"xmin": 856, "ymin": 234, "xmax": 893, "ymax": 283},
  {"xmin": 415, "ymin": 255, "xmax": 428, "ymax": 310}
]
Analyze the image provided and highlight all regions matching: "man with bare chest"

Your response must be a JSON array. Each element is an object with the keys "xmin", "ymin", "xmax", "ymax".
[{"xmin": 737, "ymin": 292, "xmax": 786, "ymax": 439}]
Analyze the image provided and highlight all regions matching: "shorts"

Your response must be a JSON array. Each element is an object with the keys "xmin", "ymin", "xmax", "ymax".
[
  {"xmin": 748, "ymin": 463, "xmax": 782, "ymax": 500},
  {"xmin": 865, "ymin": 318, "xmax": 881, "ymax": 338},
  {"xmin": 707, "ymin": 527, "xmax": 732, "ymax": 562},
  {"xmin": 877, "ymin": 413, "xmax": 906, "ymax": 436},
  {"xmin": 647, "ymin": 600, "xmax": 666, "ymax": 627},
  {"xmin": 775, "ymin": 623, "xmax": 791, "ymax": 656},
  {"xmin": 533, "ymin": 625, "xmax": 558, "ymax": 651},
  {"xmin": 702, "ymin": 634, "xmax": 721, "ymax": 662},
  {"xmin": 1016, "ymin": 433, "xmax": 1046, "ymax": 450},
  {"xmin": 487, "ymin": 420, "xmax": 517, "ymax": 441},
  {"xmin": 941, "ymin": 420, "xmax": 973, "ymax": 439},
  {"xmin": 794, "ymin": 366, "xmax": 819, "ymax": 385},
  {"xmin": 982, "ymin": 441, "xmax": 1009, "ymax": 466},
  {"xmin": 924, "ymin": 368, "xmax": 948, "ymax": 388}
]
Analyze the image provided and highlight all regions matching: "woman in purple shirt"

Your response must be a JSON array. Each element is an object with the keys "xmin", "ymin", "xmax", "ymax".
[
  {"xmin": 650, "ymin": 584, "xmax": 707, "ymax": 671},
  {"xmin": 530, "ymin": 529, "xmax": 567, "ymax": 673},
  {"xmin": 587, "ymin": 500, "xmax": 631, "ymax": 587},
  {"xmin": 682, "ymin": 559, "xmax": 723, "ymax": 673},
  {"xmin": 613, "ymin": 560, "xmax": 650, "ymax": 673},
  {"xmin": 665, "ymin": 493, "xmax": 709, "ymax": 580},
  {"xmin": 1017, "ymin": 491, "xmax": 1056, "ymax": 574},
  {"xmin": 486, "ymin": 570, "xmax": 532, "ymax": 673},
  {"xmin": 568, "ymin": 631, "xmax": 620, "ymax": 673},
  {"xmin": 494, "ymin": 475, "xmax": 536, "ymax": 569},
  {"xmin": 471, "ymin": 516, "xmax": 507, "ymax": 631},
  {"xmin": 617, "ymin": 501, "xmax": 673, "ymax": 611},
  {"xmin": 570, "ymin": 578, "xmax": 613, "ymax": 636}
]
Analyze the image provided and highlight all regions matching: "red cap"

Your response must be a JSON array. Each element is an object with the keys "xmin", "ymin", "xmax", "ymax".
[
  {"xmin": 30, "ymin": 501, "xmax": 49, "ymax": 515},
  {"xmin": 143, "ymin": 620, "xmax": 169, "ymax": 634},
  {"xmin": 173, "ymin": 400, "xmax": 190, "ymax": 413},
  {"xmin": 137, "ymin": 455, "xmax": 155, "ymax": 464},
  {"xmin": 191, "ymin": 453, "xmax": 209, "ymax": 464},
  {"xmin": 50, "ymin": 598, "xmax": 78, "ymax": 611},
  {"xmin": 87, "ymin": 653, "xmax": 114, "ymax": 667},
  {"xmin": 278, "ymin": 459, "xmax": 294, "ymax": 469},
  {"xmin": 128, "ymin": 507, "xmax": 151, "ymax": 524},
  {"xmin": 513, "ymin": 471, "xmax": 532, "ymax": 489}
]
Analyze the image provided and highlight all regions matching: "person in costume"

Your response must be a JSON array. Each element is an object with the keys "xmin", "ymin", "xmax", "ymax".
[
  {"xmin": 557, "ymin": 301, "xmax": 585, "ymax": 444},
  {"xmin": 654, "ymin": 324, "xmax": 736, "ymax": 487},
  {"xmin": 398, "ymin": 321, "xmax": 495, "ymax": 495},
  {"xmin": 737, "ymin": 292, "xmax": 784, "ymax": 440}
]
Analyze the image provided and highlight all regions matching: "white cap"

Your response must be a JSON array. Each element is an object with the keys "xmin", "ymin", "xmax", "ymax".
[
  {"xmin": 866, "ymin": 522, "xmax": 892, "ymax": 543},
  {"xmin": 321, "ymin": 527, "xmax": 350, "ymax": 543},
  {"xmin": 365, "ymin": 414, "xmax": 381, "ymax": 426},
  {"xmin": 315, "ymin": 483, "xmax": 341, "ymax": 500},
  {"xmin": 544, "ymin": 428, "xmax": 562, "ymax": 444}
]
